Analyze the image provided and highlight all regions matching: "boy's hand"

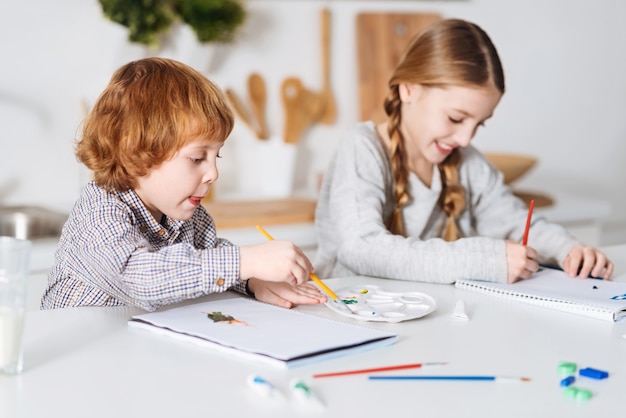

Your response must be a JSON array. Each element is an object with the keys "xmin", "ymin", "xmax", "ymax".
[
  {"xmin": 247, "ymin": 279, "xmax": 327, "ymax": 309},
  {"xmin": 562, "ymin": 244, "xmax": 613, "ymax": 280},
  {"xmin": 239, "ymin": 241, "xmax": 313, "ymax": 284}
]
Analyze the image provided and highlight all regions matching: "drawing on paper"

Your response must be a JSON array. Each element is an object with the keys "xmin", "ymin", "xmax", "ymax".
[{"xmin": 204, "ymin": 311, "xmax": 249, "ymax": 325}]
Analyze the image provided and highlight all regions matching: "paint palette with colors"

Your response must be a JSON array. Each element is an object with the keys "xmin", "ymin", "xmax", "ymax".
[{"xmin": 326, "ymin": 285, "xmax": 437, "ymax": 323}]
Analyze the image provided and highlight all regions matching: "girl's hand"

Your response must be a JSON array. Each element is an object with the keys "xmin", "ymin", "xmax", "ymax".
[
  {"xmin": 505, "ymin": 241, "xmax": 539, "ymax": 283},
  {"xmin": 562, "ymin": 244, "xmax": 613, "ymax": 280},
  {"xmin": 247, "ymin": 279, "xmax": 327, "ymax": 309},
  {"xmin": 239, "ymin": 241, "xmax": 313, "ymax": 285}
]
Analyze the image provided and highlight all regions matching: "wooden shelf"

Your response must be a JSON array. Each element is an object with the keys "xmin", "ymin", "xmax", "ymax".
[{"xmin": 202, "ymin": 198, "xmax": 316, "ymax": 229}]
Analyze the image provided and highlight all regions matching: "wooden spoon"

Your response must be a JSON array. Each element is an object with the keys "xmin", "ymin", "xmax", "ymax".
[
  {"xmin": 281, "ymin": 77, "xmax": 304, "ymax": 144},
  {"xmin": 247, "ymin": 73, "xmax": 269, "ymax": 139},
  {"xmin": 300, "ymin": 86, "xmax": 325, "ymax": 125},
  {"xmin": 281, "ymin": 77, "xmax": 325, "ymax": 144},
  {"xmin": 319, "ymin": 8, "xmax": 336, "ymax": 124},
  {"xmin": 225, "ymin": 88, "xmax": 256, "ymax": 136}
]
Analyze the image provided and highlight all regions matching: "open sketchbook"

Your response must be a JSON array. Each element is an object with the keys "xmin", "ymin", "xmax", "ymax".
[
  {"xmin": 128, "ymin": 297, "xmax": 397, "ymax": 368},
  {"xmin": 455, "ymin": 267, "xmax": 626, "ymax": 322}
]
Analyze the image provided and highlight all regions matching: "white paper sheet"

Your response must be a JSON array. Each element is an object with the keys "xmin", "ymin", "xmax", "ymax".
[
  {"xmin": 129, "ymin": 297, "xmax": 397, "ymax": 367},
  {"xmin": 456, "ymin": 268, "xmax": 626, "ymax": 322}
]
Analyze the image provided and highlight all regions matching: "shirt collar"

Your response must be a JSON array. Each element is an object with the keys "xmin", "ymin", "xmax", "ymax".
[{"xmin": 118, "ymin": 189, "xmax": 184, "ymax": 238}]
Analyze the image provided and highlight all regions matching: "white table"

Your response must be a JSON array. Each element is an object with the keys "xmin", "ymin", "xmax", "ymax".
[{"xmin": 4, "ymin": 246, "xmax": 626, "ymax": 418}]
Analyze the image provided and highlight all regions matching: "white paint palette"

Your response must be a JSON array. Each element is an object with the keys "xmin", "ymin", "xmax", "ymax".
[{"xmin": 326, "ymin": 285, "xmax": 437, "ymax": 323}]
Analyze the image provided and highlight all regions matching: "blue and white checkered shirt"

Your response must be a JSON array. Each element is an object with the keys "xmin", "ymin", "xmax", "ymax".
[{"xmin": 41, "ymin": 181, "xmax": 246, "ymax": 311}]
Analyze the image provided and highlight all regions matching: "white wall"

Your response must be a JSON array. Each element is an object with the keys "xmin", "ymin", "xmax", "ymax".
[{"xmin": 1, "ymin": 1, "xmax": 625, "ymax": 241}]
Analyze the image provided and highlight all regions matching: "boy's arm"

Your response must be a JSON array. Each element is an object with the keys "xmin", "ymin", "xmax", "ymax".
[{"xmin": 193, "ymin": 205, "xmax": 250, "ymax": 297}]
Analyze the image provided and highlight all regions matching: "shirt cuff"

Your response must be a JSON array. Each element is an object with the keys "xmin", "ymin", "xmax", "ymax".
[
  {"xmin": 245, "ymin": 279, "xmax": 255, "ymax": 297},
  {"xmin": 229, "ymin": 279, "xmax": 254, "ymax": 297}
]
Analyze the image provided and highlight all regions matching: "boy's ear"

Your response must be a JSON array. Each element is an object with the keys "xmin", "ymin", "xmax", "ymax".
[{"xmin": 399, "ymin": 83, "xmax": 422, "ymax": 103}]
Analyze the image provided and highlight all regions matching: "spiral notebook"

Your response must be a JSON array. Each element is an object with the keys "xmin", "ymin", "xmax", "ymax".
[
  {"xmin": 128, "ymin": 297, "xmax": 397, "ymax": 368},
  {"xmin": 455, "ymin": 268, "xmax": 626, "ymax": 322}
]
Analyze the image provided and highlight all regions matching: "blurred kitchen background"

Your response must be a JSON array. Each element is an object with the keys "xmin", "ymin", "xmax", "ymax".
[{"xmin": 1, "ymin": 0, "xmax": 626, "ymax": 249}]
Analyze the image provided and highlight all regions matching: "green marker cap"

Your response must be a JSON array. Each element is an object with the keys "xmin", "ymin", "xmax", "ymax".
[
  {"xmin": 558, "ymin": 361, "xmax": 577, "ymax": 376},
  {"xmin": 562, "ymin": 387, "xmax": 579, "ymax": 399},
  {"xmin": 576, "ymin": 389, "xmax": 593, "ymax": 401}
]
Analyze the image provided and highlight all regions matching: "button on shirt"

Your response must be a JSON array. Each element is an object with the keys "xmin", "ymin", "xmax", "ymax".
[{"xmin": 41, "ymin": 181, "xmax": 246, "ymax": 311}]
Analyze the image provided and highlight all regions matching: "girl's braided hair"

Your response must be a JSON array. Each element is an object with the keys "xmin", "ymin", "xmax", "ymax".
[{"xmin": 383, "ymin": 19, "xmax": 504, "ymax": 240}]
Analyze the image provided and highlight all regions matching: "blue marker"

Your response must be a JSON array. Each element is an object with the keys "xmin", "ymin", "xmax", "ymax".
[{"xmin": 246, "ymin": 374, "xmax": 285, "ymax": 401}]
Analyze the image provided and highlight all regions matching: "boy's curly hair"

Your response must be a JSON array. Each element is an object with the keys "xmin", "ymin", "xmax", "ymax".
[{"xmin": 77, "ymin": 57, "xmax": 233, "ymax": 192}]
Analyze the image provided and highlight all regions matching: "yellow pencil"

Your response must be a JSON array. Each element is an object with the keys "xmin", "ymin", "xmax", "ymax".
[{"xmin": 255, "ymin": 224, "xmax": 339, "ymax": 301}]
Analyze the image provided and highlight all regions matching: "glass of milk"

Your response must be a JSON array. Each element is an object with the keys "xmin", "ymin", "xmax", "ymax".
[{"xmin": 0, "ymin": 236, "xmax": 31, "ymax": 375}]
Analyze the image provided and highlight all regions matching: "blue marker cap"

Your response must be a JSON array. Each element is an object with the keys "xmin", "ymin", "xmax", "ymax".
[
  {"xmin": 246, "ymin": 374, "xmax": 285, "ymax": 400},
  {"xmin": 579, "ymin": 367, "xmax": 609, "ymax": 380},
  {"xmin": 560, "ymin": 376, "xmax": 575, "ymax": 387}
]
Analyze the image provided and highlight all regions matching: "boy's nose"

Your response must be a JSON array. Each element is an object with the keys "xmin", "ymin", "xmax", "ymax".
[{"xmin": 203, "ymin": 165, "xmax": 219, "ymax": 184}]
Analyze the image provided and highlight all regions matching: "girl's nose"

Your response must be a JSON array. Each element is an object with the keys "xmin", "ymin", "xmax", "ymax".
[{"xmin": 454, "ymin": 125, "xmax": 477, "ymax": 147}]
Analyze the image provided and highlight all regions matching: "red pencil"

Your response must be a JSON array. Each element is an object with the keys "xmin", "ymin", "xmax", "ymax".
[
  {"xmin": 312, "ymin": 362, "xmax": 447, "ymax": 379},
  {"xmin": 522, "ymin": 199, "xmax": 535, "ymax": 246}
]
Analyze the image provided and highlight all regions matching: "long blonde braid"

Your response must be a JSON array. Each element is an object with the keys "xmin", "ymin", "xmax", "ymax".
[
  {"xmin": 383, "ymin": 86, "xmax": 410, "ymax": 236},
  {"xmin": 438, "ymin": 150, "xmax": 465, "ymax": 241}
]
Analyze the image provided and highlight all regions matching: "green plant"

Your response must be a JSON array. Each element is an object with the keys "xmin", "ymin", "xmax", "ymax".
[
  {"xmin": 178, "ymin": 0, "xmax": 246, "ymax": 43},
  {"xmin": 99, "ymin": 0, "xmax": 247, "ymax": 48}
]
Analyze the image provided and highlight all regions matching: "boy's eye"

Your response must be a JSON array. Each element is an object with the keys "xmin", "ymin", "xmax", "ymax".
[
  {"xmin": 449, "ymin": 117, "xmax": 462, "ymax": 124},
  {"xmin": 190, "ymin": 157, "xmax": 205, "ymax": 164}
]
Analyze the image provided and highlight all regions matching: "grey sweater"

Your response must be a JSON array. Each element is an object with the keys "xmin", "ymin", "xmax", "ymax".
[{"xmin": 314, "ymin": 121, "xmax": 578, "ymax": 284}]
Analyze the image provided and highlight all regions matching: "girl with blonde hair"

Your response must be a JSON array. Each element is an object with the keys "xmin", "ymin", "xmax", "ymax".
[{"xmin": 315, "ymin": 19, "xmax": 612, "ymax": 284}]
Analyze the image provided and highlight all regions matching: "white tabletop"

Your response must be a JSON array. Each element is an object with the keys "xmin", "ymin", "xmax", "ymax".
[{"xmin": 3, "ymin": 246, "xmax": 626, "ymax": 418}]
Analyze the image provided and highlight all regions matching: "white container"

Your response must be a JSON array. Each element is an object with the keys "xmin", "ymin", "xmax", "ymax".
[
  {"xmin": 0, "ymin": 236, "xmax": 31, "ymax": 375},
  {"xmin": 257, "ymin": 137, "xmax": 298, "ymax": 198},
  {"xmin": 221, "ymin": 134, "xmax": 298, "ymax": 200}
]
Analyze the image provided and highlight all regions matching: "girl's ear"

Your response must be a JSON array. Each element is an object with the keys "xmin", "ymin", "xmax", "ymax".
[{"xmin": 398, "ymin": 83, "xmax": 422, "ymax": 103}]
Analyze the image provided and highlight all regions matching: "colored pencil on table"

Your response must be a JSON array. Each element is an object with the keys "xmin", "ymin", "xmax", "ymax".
[
  {"xmin": 522, "ymin": 199, "xmax": 535, "ymax": 246},
  {"xmin": 369, "ymin": 375, "xmax": 531, "ymax": 382},
  {"xmin": 313, "ymin": 362, "xmax": 448, "ymax": 379}
]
